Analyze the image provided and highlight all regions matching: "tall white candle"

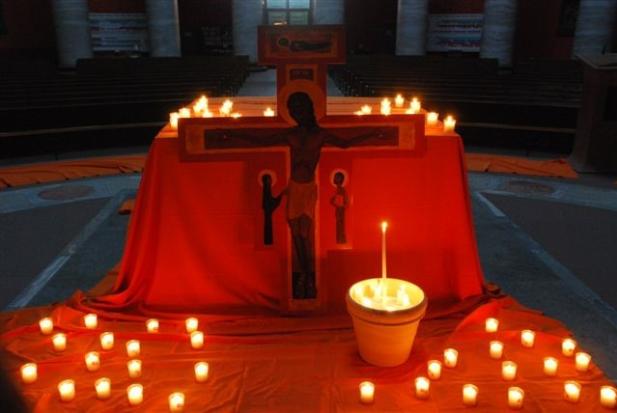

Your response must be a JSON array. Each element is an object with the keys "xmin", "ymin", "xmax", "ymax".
[
  {"xmin": 575, "ymin": 352, "xmax": 591, "ymax": 372},
  {"xmin": 543, "ymin": 357, "xmax": 558, "ymax": 376},
  {"xmin": 415, "ymin": 377, "xmax": 430, "ymax": 399},
  {"xmin": 600, "ymin": 386, "xmax": 617, "ymax": 408},
  {"xmin": 100, "ymin": 332, "xmax": 114, "ymax": 350},
  {"xmin": 444, "ymin": 348, "xmax": 458, "ymax": 368},
  {"xmin": 58, "ymin": 379, "xmax": 76, "ymax": 402},
  {"xmin": 359, "ymin": 381, "xmax": 375, "ymax": 404},
  {"xmin": 427, "ymin": 360, "xmax": 442, "ymax": 379},
  {"xmin": 127, "ymin": 384, "xmax": 143, "ymax": 406},
  {"xmin": 20, "ymin": 363, "xmax": 37, "ymax": 384},
  {"xmin": 39, "ymin": 317, "xmax": 53, "ymax": 335},
  {"xmin": 381, "ymin": 221, "xmax": 388, "ymax": 278},
  {"xmin": 84, "ymin": 313, "xmax": 98, "ymax": 329},
  {"xmin": 126, "ymin": 340, "xmax": 140, "ymax": 357},
  {"xmin": 462, "ymin": 384, "xmax": 478, "ymax": 406},
  {"xmin": 169, "ymin": 392, "xmax": 185, "ymax": 412},
  {"xmin": 194, "ymin": 361, "xmax": 209, "ymax": 382},
  {"xmin": 564, "ymin": 381, "xmax": 581, "ymax": 403},
  {"xmin": 562, "ymin": 338, "xmax": 577, "ymax": 356},
  {"xmin": 95, "ymin": 377, "xmax": 111, "ymax": 399},
  {"xmin": 84, "ymin": 351, "xmax": 101, "ymax": 372},
  {"xmin": 508, "ymin": 387, "xmax": 524, "ymax": 409}
]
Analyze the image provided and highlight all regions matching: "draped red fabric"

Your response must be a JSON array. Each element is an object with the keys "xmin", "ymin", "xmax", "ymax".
[{"xmin": 83, "ymin": 134, "xmax": 485, "ymax": 316}]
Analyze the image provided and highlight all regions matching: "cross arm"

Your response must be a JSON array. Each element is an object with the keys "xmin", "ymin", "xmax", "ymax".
[{"xmin": 323, "ymin": 127, "xmax": 398, "ymax": 149}]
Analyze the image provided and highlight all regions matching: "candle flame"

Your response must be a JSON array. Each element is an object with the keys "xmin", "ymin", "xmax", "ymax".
[
  {"xmin": 264, "ymin": 107, "xmax": 275, "ymax": 117},
  {"xmin": 220, "ymin": 99, "xmax": 234, "ymax": 116},
  {"xmin": 394, "ymin": 94, "xmax": 405, "ymax": 107},
  {"xmin": 381, "ymin": 221, "xmax": 388, "ymax": 232},
  {"xmin": 380, "ymin": 99, "xmax": 391, "ymax": 116}
]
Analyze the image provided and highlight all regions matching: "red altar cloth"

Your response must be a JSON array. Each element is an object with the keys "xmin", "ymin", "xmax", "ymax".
[{"xmin": 82, "ymin": 133, "xmax": 484, "ymax": 316}]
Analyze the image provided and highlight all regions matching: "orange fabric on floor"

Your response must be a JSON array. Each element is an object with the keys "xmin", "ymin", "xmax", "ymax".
[
  {"xmin": 465, "ymin": 153, "xmax": 578, "ymax": 178},
  {"xmin": 1, "ymin": 297, "xmax": 614, "ymax": 412}
]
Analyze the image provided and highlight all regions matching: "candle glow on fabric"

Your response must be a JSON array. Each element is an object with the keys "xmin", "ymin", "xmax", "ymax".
[
  {"xmin": 444, "ymin": 348, "xmax": 458, "ymax": 368},
  {"xmin": 427, "ymin": 360, "xmax": 442, "ymax": 379},
  {"xmin": 575, "ymin": 352, "xmax": 591, "ymax": 372},
  {"xmin": 39, "ymin": 317, "xmax": 53, "ymax": 335},
  {"xmin": 84, "ymin": 352, "xmax": 101, "ymax": 372},
  {"xmin": 126, "ymin": 340, "xmax": 140, "ymax": 357},
  {"xmin": 520, "ymin": 330, "xmax": 535, "ymax": 348},
  {"xmin": 146, "ymin": 319, "xmax": 159, "ymax": 333},
  {"xmin": 394, "ymin": 94, "xmax": 405, "ymax": 107},
  {"xmin": 600, "ymin": 386, "xmax": 617, "ymax": 408},
  {"xmin": 100, "ymin": 332, "xmax": 114, "ymax": 350},
  {"xmin": 20, "ymin": 363, "xmax": 37, "ymax": 384},
  {"xmin": 84, "ymin": 313, "xmax": 98, "ymax": 329},
  {"xmin": 562, "ymin": 338, "xmax": 577, "ymax": 356},
  {"xmin": 489, "ymin": 341, "xmax": 504, "ymax": 359},
  {"xmin": 462, "ymin": 384, "xmax": 478, "ymax": 406},
  {"xmin": 263, "ymin": 107, "xmax": 275, "ymax": 117},
  {"xmin": 127, "ymin": 384, "xmax": 143, "ymax": 406},
  {"xmin": 185, "ymin": 318, "xmax": 199, "ymax": 333},
  {"xmin": 95, "ymin": 378, "xmax": 111, "ymax": 399},
  {"xmin": 52, "ymin": 333, "xmax": 67, "ymax": 351},
  {"xmin": 359, "ymin": 381, "xmax": 375, "ymax": 404},
  {"xmin": 508, "ymin": 387, "xmax": 524, "ymax": 409},
  {"xmin": 415, "ymin": 377, "xmax": 430, "ymax": 399},
  {"xmin": 502, "ymin": 361, "xmax": 517, "ymax": 381},
  {"xmin": 406, "ymin": 97, "xmax": 421, "ymax": 114},
  {"xmin": 426, "ymin": 112, "xmax": 438, "ymax": 126},
  {"xmin": 58, "ymin": 379, "xmax": 75, "ymax": 402},
  {"xmin": 485, "ymin": 318, "xmax": 499, "ymax": 333},
  {"xmin": 194, "ymin": 362, "xmax": 209, "ymax": 382},
  {"xmin": 543, "ymin": 357, "xmax": 558, "ymax": 376},
  {"xmin": 169, "ymin": 392, "xmax": 185, "ymax": 412},
  {"xmin": 128, "ymin": 359, "xmax": 142, "ymax": 378},
  {"xmin": 380, "ymin": 98, "xmax": 391, "ymax": 116},
  {"xmin": 564, "ymin": 381, "xmax": 581, "ymax": 403}
]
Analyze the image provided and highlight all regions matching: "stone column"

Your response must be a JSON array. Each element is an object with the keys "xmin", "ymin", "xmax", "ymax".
[
  {"xmin": 51, "ymin": 0, "xmax": 93, "ymax": 68},
  {"xmin": 145, "ymin": 0, "xmax": 181, "ymax": 57},
  {"xmin": 395, "ymin": 0, "xmax": 429, "ymax": 56},
  {"xmin": 573, "ymin": 0, "xmax": 617, "ymax": 57},
  {"xmin": 313, "ymin": 0, "xmax": 344, "ymax": 25},
  {"xmin": 233, "ymin": 0, "xmax": 263, "ymax": 62},
  {"xmin": 480, "ymin": 0, "xmax": 517, "ymax": 67}
]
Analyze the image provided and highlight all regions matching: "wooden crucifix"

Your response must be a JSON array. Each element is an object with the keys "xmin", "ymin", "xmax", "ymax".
[{"xmin": 178, "ymin": 25, "xmax": 425, "ymax": 311}]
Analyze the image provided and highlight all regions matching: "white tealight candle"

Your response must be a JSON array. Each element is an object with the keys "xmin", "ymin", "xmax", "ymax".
[
  {"xmin": 444, "ymin": 348, "xmax": 458, "ymax": 368},
  {"xmin": 20, "ymin": 363, "xmax": 37, "ymax": 384},
  {"xmin": 508, "ymin": 387, "xmax": 524, "ymax": 410},
  {"xmin": 485, "ymin": 318, "xmax": 499, "ymax": 333},
  {"xmin": 146, "ymin": 318, "xmax": 159, "ymax": 333},
  {"xmin": 462, "ymin": 384, "xmax": 478, "ymax": 406},
  {"xmin": 564, "ymin": 381, "xmax": 581, "ymax": 403},
  {"xmin": 380, "ymin": 98, "xmax": 391, "ymax": 116},
  {"xmin": 126, "ymin": 340, "xmax": 140, "ymax": 357},
  {"xmin": 39, "ymin": 317, "xmax": 53, "ymax": 335},
  {"xmin": 100, "ymin": 332, "xmax": 114, "ymax": 350},
  {"xmin": 575, "ymin": 352, "xmax": 591, "ymax": 372},
  {"xmin": 562, "ymin": 338, "xmax": 577, "ymax": 357},
  {"xmin": 84, "ymin": 313, "xmax": 98, "ymax": 329},
  {"xmin": 406, "ymin": 97, "xmax": 421, "ymax": 114},
  {"xmin": 194, "ymin": 361, "xmax": 209, "ymax": 382},
  {"xmin": 360, "ymin": 104, "xmax": 372, "ymax": 115},
  {"xmin": 169, "ymin": 392, "xmax": 185, "ymax": 412},
  {"xmin": 502, "ymin": 361, "xmax": 517, "ymax": 381},
  {"xmin": 414, "ymin": 376, "xmax": 430, "ymax": 400},
  {"xmin": 543, "ymin": 357, "xmax": 558, "ymax": 376},
  {"xmin": 85, "ymin": 351, "xmax": 101, "ymax": 372},
  {"xmin": 359, "ymin": 381, "xmax": 375, "ymax": 404},
  {"xmin": 443, "ymin": 115, "xmax": 456, "ymax": 132},
  {"xmin": 169, "ymin": 112, "xmax": 179, "ymax": 129},
  {"xmin": 95, "ymin": 377, "xmax": 111, "ymax": 400},
  {"xmin": 58, "ymin": 379, "xmax": 75, "ymax": 402},
  {"xmin": 427, "ymin": 360, "xmax": 442, "ymax": 380},
  {"xmin": 127, "ymin": 359, "xmax": 142, "ymax": 379},
  {"xmin": 190, "ymin": 331, "xmax": 204, "ymax": 349},
  {"xmin": 490, "ymin": 341, "xmax": 504, "ymax": 359},
  {"xmin": 263, "ymin": 107, "xmax": 275, "ymax": 117},
  {"xmin": 185, "ymin": 317, "xmax": 199, "ymax": 333},
  {"xmin": 394, "ymin": 94, "xmax": 405, "ymax": 108},
  {"xmin": 127, "ymin": 384, "xmax": 143, "ymax": 406},
  {"xmin": 600, "ymin": 386, "xmax": 617, "ymax": 409},
  {"xmin": 52, "ymin": 333, "xmax": 67, "ymax": 351},
  {"xmin": 426, "ymin": 112, "xmax": 439, "ymax": 126},
  {"xmin": 520, "ymin": 330, "xmax": 535, "ymax": 348},
  {"xmin": 179, "ymin": 107, "xmax": 191, "ymax": 118}
]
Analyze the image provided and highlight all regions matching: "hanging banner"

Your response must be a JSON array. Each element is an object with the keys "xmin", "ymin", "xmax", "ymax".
[
  {"xmin": 89, "ymin": 13, "xmax": 149, "ymax": 52},
  {"xmin": 427, "ymin": 14, "xmax": 483, "ymax": 52}
]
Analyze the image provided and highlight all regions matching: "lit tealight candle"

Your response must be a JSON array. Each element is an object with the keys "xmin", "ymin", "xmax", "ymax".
[
  {"xmin": 169, "ymin": 392, "xmax": 185, "ymax": 412},
  {"xmin": 146, "ymin": 318, "xmax": 159, "ymax": 333},
  {"xmin": 415, "ymin": 376, "xmax": 430, "ymax": 400},
  {"xmin": 127, "ymin": 359, "xmax": 142, "ymax": 379},
  {"xmin": 394, "ymin": 94, "xmax": 405, "ymax": 107},
  {"xmin": 85, "ymin": 351, "xmax": 101, "ymax": 372},
  {"xmin": 443, "ymin": 115, "xmax": 456, "ymax": 132},
  {"xmin": 406, "ymin": 97, "xmax": 421, "ymax": 114},
  {"xmin": 600, "ymin": 386, "xmax": 617, "ymax": 409},
  {"xmin": 426, "ymin": 112, "xmax": 439, "ymax": 126},
  {"xmin": 485, "ymin": 317, "xmax": 499, "ymax": 333},
  {"xmin": 427, "ymin": 360, "xmax": 442, "ymax": 380},
  {"xmin": 179, "ymin": 107, "xmax": 191, "ymax": 118},
  {"xmin": 20, "ymin": 363, "xmax": 37, "ymax": 384},
  {"xmin": 444, "ymin": 348, "xmax": 458, "ymax": 368},
  {"xmin": 190, "ymin": 331, "xmax": 204, "ymax": 349},
  {"xmin": 564, "ymin": 381, "xmax": 581, "ymax": 403},
  {"xmin": 380, "ymin": 98, "xmax": 391, "ymax": 116},
  {"xmin": 263, "ymin": 107, "xmax": 275, "ymax": 117},
  {"xmin": 185, "ymin": 317, "xmax": 199, "ymax": 333},
  {"xmin": 543, "ymin": 357, "xmax": 558, "ymax": 376},
  {"xmin": 126, "ymin": 340, "xmax": 140, "ymax": 357},
  {"xmin": 127, "ymin": 384, "xmax": 143, "ymax": 406},
  {"xmin": 502, "ymin": 361, "xmax": 517, "ymax": 381},
  {"xmin": 490, "ymin": 340, "xmax": 504, "ymax": 359},
  {"xmin": 562, "ymin": 338, "xmax": 577, "ymax": 357},
  {"xmin": 84, "ymin": 313, "xmax": 98, "ymax": 329},
  {"xmin": 508, "ymin": 387, "xmax": 525, "ymax": 410},
  {"xmin": 220, "ymin": 99, "xmax": 233, "ymax": 116},
  {"xmin": 462, "ymin": 384, "xmax": 479, "ymax": 407},
  {"xmin": 359, "ymin": 381, "xmax": 375, "ymax": 404},
  {"xmin": 100, "ymin": 332, "xmax": 114, "ymax": 350},
  {"xmin": 58, "ymin": 379, "xmax": 76, "ymax": 402},
  {"xmin": 39, "ymin": 317, "xmax": 53, "ymax": 335},
  {"xmin": 95, "ymin": 377, "xmax": 111, "ymax": 400},
  {"xmin": 194, "ymin": 361, "xmax": 209, "ymax": 382},
  {"xmin": 361, "ymin": 104, "xmax": 372, "ymax": 115},
  {"xmin": 231, "ymin": 112, "xmax": 242, "ymax": 119},
  {"xmin": 575, "ymin": 352, "xmax": 591, "ymax": 372},
  {"xmin": 52, "ymin": 333, "xmax": 67, "ymax": 352},
  {"xmin": 169, "ymin": 112, "xmax": 179, "ymax": 129},
  {"xmin": 520, "ymin": 330, "xmax": 535, "ymax": 348}
]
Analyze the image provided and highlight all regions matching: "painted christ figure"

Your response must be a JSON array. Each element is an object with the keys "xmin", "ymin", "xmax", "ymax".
[{"xmin": 212, "ymin": 92, "xmax": 390, "ymax": 299}]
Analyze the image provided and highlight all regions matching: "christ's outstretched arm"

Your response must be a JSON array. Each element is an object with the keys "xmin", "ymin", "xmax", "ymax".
[
  {"xmin": 324, "ymin": 127, "xmax": 390, "ymax": 149},
  {"xmin": 206, "ymin": 129, "xmax": 290, "ymax": 148}
]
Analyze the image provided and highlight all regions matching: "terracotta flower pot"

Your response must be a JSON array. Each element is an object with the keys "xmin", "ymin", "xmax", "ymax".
[{"xmin": 346, "ymin": 278, "xmax": 427, "ymax": 367}]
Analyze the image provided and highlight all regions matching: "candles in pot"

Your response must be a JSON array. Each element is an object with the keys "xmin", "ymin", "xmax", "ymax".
[
  {"xmin": 146, "ymin": 318, "xmax": 159, "ymax": 333},
  {"xmin": 485, "ymin": 317, "xmax": 499, "ymax": 333},
  {"xmin": 100, "ymin": 332, "xmax": 114, "ymax": 350},
  {"xmin": 414, "ymin": 376, "xmax": 430, "ymax": 399},
  {"xmin": 190, "ymin": 331, "xmax": 204, "ymax": 349},
  {"xmin": 543, "ymin": 357, "xmax": 558, "ymax": 376},
  {"xmin": 84, "ymin": 313, "xmax": 98, "ymax": 329},
  {"xmin": 508, "ymin": 387, "xmax": 525, "ymax": 410},
  {"xmin": 194, "ymin": 361, "xmax": 209, "ymax": 382},
  {"xmin": 39, "ymin": 317, "xmax": 53, "ymax": 335},
  {"xmin": 53, "ymin": 333, "xmax": 67, "ymax": 351},
  {"xmin": 95, "ymin": 378, "xmax": 111, "ymax": 399},
  {"xmin": 128, "ymin": 359, "xmax": 142, "ymax": 379},
  {"xmin": 359, "ymin": 381, "xmax": 375, "ymax": 404},
  {"xmin": 127, "ymin": 384, "xmax": 143, "ymax": 406},
  {"xmin": 600, "ymin": 386, "xmax": 617, "ymax": 409},
  {"xmin": 126, "ymin": 340, "xmax": 140, "ymax": 357},
  {"xmin": 564, "ymin": 381, "xmax": 581, "ymax": 403},
  {"xmin": 502, "ymin": 361, "xmax": 517, "ymax": 381},
  {"xmin": 520, "ymin": 330, "xmax": 535, "ymax": 348},
  {"xmin": 84, "ymin": 351, "xmax": 101, "ymax": 372},
  {"xmin": 169, "ymin": 392, "xmax": 185, "ymax": 412},
  {"xmin": 185, "ymin": 317, "xmax": 199, "ymax": 333},
  {"xmin": 427, "ymin": 360, "xmax": 442, "ymax": 380},
  {"xmin": 462, "ymin": 384, "xmax": 478, "ymax": 406},
  {"xmin": 562, "ymin": 338, "xmax": 577, "ymax": 356},
  {"xmin": 20, "ymin": 363, "xmax": 37, "ymax": 384},
  {"xmin": 58, "ymin": 379, "xmax": 76, "ymax": 402},
  {"xmin": 575, "ymin": 352, "xmax": 591, "ymax": 372},
  {"xmin": 444, "ymin": 348, "xmax": 458, "ymax": 368},
  {"xmin": 489, "ymin": 341, "xmax": 504, "ymax": 359}
]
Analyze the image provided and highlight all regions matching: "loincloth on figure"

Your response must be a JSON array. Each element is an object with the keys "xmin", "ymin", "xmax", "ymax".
[{"xmin": 286, "ymin": 179, "xmax": 318, "ymax": 220}]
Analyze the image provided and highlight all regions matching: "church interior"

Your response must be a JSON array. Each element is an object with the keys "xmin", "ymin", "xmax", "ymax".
[{"xmin": 1, "ymin": 0, "xmax": 617, "ymax": 411}]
